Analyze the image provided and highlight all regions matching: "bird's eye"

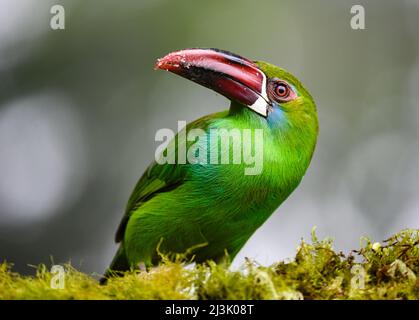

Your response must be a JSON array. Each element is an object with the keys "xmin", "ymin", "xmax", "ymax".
[
  {"xmin": 275, "ymin": 83, "xmax": 289, "ymax": 98},
  {"xmin": 268, "ymin": 79, "xmax": 296, "ymax": 103}
]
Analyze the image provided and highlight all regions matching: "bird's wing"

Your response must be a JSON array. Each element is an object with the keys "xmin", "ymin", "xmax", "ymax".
[
  {"xmin": 115, "ymin": 157, "xmax": 185, "ymax": 243},
  {"xmin": 114, "ymin": 110, "xmax": 229, "ymax": 243}
]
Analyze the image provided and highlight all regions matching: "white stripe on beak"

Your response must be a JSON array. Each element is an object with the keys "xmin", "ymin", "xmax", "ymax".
[{"xmin": 248, "ymin": 72, "xmax": 269, "ymax": 117}]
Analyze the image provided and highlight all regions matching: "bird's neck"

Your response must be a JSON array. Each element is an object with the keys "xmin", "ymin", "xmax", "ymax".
[
  {"xmin": 228, "ymin": 101, "xmax": 266, "ymax": 125},
  {"xmin": 227, "ymin": 100, "xmax": 318, "ymax": 183}
]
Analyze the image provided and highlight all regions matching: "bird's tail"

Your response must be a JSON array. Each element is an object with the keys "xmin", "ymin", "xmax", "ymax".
[{"xmin": 99, "ymin": 244, "xmax": 130, "ymax": 285}]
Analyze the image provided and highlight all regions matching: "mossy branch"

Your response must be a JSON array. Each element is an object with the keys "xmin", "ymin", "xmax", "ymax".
[{"xmin": 0, "ymin": 229, "xmax": 417, "ymax": 300}]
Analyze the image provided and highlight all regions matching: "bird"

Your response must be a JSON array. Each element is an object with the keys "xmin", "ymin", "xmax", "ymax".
[{"xmin": 101, "ymin": 48, "xmax": 318, "ymax": 282}]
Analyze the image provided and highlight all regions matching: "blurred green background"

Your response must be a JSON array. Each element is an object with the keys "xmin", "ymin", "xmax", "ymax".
[{"xmin": 0, "ymin": 0, "xmax": 418, "ymax": 274}]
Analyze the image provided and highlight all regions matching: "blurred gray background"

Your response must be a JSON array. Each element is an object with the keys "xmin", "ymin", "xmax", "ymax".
[{"xmin": 0, "ymin": 0, "xmax": 418, "ymax": 275}]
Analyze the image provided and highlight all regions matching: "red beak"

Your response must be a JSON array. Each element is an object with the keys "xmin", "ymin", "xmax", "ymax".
[{"xmin": 155, "ymin": 48, "xmax": 269, "ymax": 116}]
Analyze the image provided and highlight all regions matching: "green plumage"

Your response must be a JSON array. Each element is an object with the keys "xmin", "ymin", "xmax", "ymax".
[{"xmin": 104, "ymin": 59, "xmax": 318, "ymax": 280}]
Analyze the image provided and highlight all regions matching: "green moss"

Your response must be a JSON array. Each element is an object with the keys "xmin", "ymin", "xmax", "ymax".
[{"xmin": 1, "ymin": 229, "xmax": 417, "ymax": 300}]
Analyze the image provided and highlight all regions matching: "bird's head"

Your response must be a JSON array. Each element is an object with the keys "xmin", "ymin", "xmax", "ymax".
[{"xmin": 155, "ymin": 48, "xmax": 317, "ymax": 130}]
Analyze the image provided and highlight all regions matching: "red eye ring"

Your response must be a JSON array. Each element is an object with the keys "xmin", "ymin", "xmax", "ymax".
[
  {"xmin": 275, "ymin": 82, "xmax": 289, "ymax": 98},
  {"xmin": 267, "ymin": 79, "xmax": 296, "ymax": 103}
]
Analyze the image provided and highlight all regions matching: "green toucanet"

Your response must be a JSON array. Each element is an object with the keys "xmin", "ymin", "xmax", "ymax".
[{"xmin": 102, "ymin": 48, "xmax": 318, "ymax": 281}]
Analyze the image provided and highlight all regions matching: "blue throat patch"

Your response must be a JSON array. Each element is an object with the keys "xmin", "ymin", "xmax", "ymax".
[{"xmin": 267, "ymin": 103, "xmax": 287, "ymax": 128}]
